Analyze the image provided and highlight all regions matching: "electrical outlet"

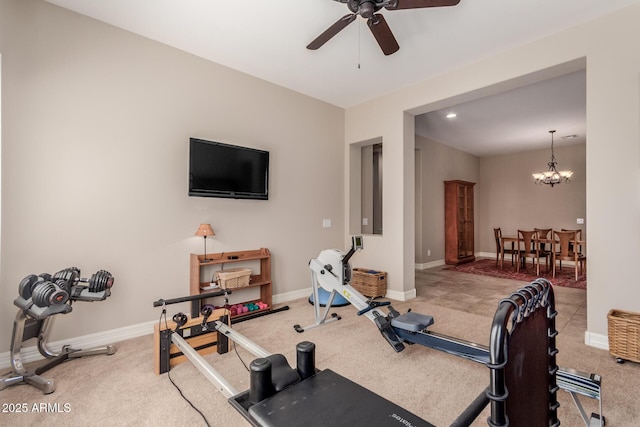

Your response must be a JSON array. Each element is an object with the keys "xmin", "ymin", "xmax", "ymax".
[
  {"xmin": 427, "ymin": 249, "xmax": 431, "ymax": 257},
  {"xmin": 577, "ymin": 218, "xmax": 584, "ymax": 225}
]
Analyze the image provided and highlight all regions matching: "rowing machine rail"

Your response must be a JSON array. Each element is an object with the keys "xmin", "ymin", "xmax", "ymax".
[{"xmin": 298, "ymin": 237, "xmax": 604, "ymax": 426}]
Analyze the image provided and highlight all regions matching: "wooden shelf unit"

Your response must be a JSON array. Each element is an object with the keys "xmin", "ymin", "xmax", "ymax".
[
  {"xmin": 444, "ymin": 180, "xmax": 476, "ymax": 265},
  {"xmin": 189, "ymin": 248, "xmax": 272, "ymax": 318}
]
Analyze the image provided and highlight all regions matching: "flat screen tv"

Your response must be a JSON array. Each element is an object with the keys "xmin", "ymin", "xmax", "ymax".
[{"xmin": 189, "ymin": 138, "xmax": 269, "ymax": 200}]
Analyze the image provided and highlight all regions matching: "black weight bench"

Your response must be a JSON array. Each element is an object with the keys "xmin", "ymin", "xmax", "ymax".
[
  {"xmin": 246, "ymin": 369, "xmax": 433, "ymax": 427},
  {"xmin": 230, "ymin": 341, "xmax": 434, "ymax": 427}
]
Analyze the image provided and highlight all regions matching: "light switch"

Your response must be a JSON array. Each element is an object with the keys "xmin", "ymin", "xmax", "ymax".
[
  {"xmin": 577, "ymin": 218, "xmax": 584, "ymax": 225},
  {"xmin": 362, "ymin": 218, "xmax": 369, "ymax": 226},
  {"xmin": 322, "ymin": 219, "xmax": 332, "ymax": 228}
]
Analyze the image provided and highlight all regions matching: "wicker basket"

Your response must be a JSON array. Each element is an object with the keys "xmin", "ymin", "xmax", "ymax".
[
  {"xmin": 607, "ymin": 309, "xmax": 640, "ymax": 363},
  {"xmin": 351, "ymin": 268, "xmax": 387, "ymax": 298},
  {"xmin": 214, "ymin": 268, "xmax": 251, "ymax": 289}
]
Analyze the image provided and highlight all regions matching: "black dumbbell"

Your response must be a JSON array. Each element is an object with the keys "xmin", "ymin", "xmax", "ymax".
[
  {"xmin": 31, "ymin": 280, "xmax": 69, "ymax": 307},
  {"xmin": 53, "ymin": 267, "xmax": 80, "ymax": 286},
  {"xmin": 89, "ymin": 270, "xmax": 114, "ymax": 292},
  {"xmin": 19, "ymin": 275, "xmax": 41, "ymax": 300}
]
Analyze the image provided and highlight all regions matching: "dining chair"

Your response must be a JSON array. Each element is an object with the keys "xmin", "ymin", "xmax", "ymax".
[
  {"xmin": 561, "ymin": 228, "xmax": 583, "ymax": 255},
  {"xmin": 494, "ymin": 227, "xmax": 516, "ymax": 269},
  {"xmin": 534, "ymin": 228, "xmax": 552, "ymax": 273},
  {"xmin": 553, "ymin": 230, "xmax": 586, "ymax": 281},
  {"xmin": 517, "ymin": 230, "xmax": 542, "ymax": 275}
]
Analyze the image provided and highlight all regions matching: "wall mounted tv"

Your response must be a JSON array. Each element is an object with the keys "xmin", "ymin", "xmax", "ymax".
[{"xmin": 189, "ymin": 138, "xmax": 269, "ymax": 200}]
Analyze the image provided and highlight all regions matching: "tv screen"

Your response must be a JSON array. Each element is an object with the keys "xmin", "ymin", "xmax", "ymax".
[{"xmin": 189, "ymin": 138, "xmax": 269, "ymax": 200}]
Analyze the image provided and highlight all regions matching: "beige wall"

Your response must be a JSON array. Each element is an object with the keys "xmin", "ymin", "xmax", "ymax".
[
  {"xmin": 346, "ymin": 4, "xmax": 640, "ymax": 340},
  {"xmin": 360, "ymin": 145, "xmax": 374, "ymax": 235},
  {"xmin": 415, "ymin": 135, "xmax": 480, "ymax": 265},
  {"xmin": 478, "ymin": 144, "xmax": 586, "ymax": 254},
  {"xmin": 3, "ymin": 0, "xmax": 639, "ymax": 351},
  {"xmin": 414, "ymin": 136, "xmax": 585, "ymax": 266},
  {"xmin": 0, "ymin": 0, "xmax": 344, "ymax": 350}
]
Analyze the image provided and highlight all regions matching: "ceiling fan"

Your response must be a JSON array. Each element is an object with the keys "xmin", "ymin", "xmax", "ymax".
[{"xmin": 308, "ymin": 0, "xmax": 461, "ymax": 56}]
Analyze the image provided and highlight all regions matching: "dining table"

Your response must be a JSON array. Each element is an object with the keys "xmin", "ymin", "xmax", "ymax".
[{"xmin": 499, "ymin": 234, "xmax": 586, "ymax": 272}]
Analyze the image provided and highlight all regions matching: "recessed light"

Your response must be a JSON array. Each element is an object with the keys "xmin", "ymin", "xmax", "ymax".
[{"xmin": 446, "ymin": 113, "xmax": 457, "ymax": 119}]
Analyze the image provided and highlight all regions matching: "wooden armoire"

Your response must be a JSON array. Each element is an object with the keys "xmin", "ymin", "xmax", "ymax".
[{"xmin": 444, "ymin": 180, "xmax": 475, "ymax": 265}]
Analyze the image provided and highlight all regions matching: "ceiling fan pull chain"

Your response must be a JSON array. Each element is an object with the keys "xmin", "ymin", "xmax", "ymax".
[{"xmin": 358, "ymin": 19, "xmax": 362, "ymax": 69}]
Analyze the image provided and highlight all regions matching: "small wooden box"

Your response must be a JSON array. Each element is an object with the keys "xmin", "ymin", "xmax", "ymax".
[
  {"xmin": 215, "ymin": 268, "xmax": 251, "ymax": 289},
  {"xmin": 351, "ymin": 268, "xmax": 387, "ymax": 298},
  {"xmin": 608, "ymin": 309, "xmax": 640, "ymax": 363}
]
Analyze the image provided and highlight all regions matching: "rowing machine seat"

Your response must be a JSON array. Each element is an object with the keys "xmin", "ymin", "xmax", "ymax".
[{"xmin": 390, "ymin": 312, "xmax": 434, "ymax": 332}]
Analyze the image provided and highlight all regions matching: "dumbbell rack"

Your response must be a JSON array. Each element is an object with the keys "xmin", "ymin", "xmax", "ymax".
[
  {"xmin": 0, "ymin": 310, "xmax": 115, "ymax": 394},
  {"xmin": 0, "ymin": 267, "xmax": 116, "ymax": 394}
]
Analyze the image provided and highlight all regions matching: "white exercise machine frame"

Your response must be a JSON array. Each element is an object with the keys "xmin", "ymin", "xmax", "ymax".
[{"xmin": 295, "ymin": 236, "xmax": 604, "ymax": 427}]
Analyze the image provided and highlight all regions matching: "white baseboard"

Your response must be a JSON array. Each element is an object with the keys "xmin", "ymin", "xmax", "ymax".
[
  {"xmin": 273, "ymin": 287, "xmax": 311, "ymax": 304},
  {"xmin": 0, "ymin": 281, "xmax": 442, "ymax": 370},
  {"xmin": 0, "ymin": 289, "xmax": 316, "ymax": 370},
  {"xmin": 274, "ymin": 284, "xmax": 417, "ymax": 303},
  {"xmin": 584, "ymin": 331, "xmax": 609, "ymax": 350},
  {"xmin": 476, "ymin": 252, "xmax": 495, "ymax": 259},
  {"xmin": 416, "ymin": 253, "xmax": 582, "ymax": 270},
  {"xmin": 386, "ymin": 288, "xmax": 416, "ymax": 301},
  {"xmin": 415, "ymin": 253, "xmax": 494, "ymax": 270},
  {"xmin": 0, "ymin": 320, "xmax": 156, "ymax": 370},
  {"xmin": 415, "ymin": 259, "xmax": 446, "ymax": 270}
]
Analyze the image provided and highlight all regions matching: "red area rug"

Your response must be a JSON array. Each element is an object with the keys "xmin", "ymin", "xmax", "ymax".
[{"xmin": 445, "ymin": 258, "xmax": 586, "ymax": 290}]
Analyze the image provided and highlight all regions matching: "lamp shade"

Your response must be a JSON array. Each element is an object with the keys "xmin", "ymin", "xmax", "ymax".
[{"xmin": 195, "ymin": 224, "xmax": 215, "ymax": 237}]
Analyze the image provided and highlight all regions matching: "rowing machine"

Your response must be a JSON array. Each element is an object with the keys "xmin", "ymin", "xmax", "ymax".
[
  {"xmin": 295, "ymin": 237, "xmax": 604, "ymax": 426},
  {"xmin": 159, "ymin": 272, "xmax": 579, "ymax": 426}
]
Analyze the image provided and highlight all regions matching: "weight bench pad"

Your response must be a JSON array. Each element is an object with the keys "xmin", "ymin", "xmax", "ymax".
[
  {"xmin": 248, "ymin": 369, "xmax": 434, "ymax": 427},
  {"xmin": 390, "ymin": 312, "xmax": 434, "ymax": 332}
]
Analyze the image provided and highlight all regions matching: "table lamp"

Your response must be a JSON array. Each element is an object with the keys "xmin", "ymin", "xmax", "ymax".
[{"xmin": 195, "ymin": 224, "xmax": 215, "ymax": 261}]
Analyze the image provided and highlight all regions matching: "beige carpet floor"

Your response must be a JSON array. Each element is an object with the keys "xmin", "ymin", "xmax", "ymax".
[{"xmin": 1, "ymin": 264, "xmax": 639, "ymax": 426}]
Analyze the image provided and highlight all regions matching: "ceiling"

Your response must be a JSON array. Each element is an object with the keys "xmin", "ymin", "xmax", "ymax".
[
  {"xmin": 43, "ymin": 0, "xmax": 639, "ymax": 155},
  {"xmin": 415, "ymin": 69, "xmax": 587, "ymax": 157}
]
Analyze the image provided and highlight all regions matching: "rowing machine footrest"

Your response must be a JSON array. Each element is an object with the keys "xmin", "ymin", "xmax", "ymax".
[
  {"xmin": 390, "ymin": 312, "xmax": 434, "ymax": 332},
  {"xmin": 374, "ymin": 316, "xmax": 405, "ymax": 352},
  {"xmin": 266, "ymin": 354, "xmax": 301, "ymax": 392}
]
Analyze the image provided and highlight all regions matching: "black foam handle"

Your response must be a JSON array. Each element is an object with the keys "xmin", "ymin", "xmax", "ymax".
[
  {"xmin": 296, "ymin": 341, "xmax": 316, "ymax": 380},
  {"xmin": 250, "ymin": 358, "xmax": 274, "ymax": 404}
]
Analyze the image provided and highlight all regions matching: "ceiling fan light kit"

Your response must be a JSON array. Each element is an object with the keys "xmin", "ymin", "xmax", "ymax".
[{"xmin": 308, "ymin": 0, "xmax": 461, "ymax": 56}]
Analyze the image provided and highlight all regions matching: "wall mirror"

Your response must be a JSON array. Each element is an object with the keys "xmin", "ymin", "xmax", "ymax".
[{"xmin": 349, "ymin": 138, "xmax": 383, "ymax": 235}]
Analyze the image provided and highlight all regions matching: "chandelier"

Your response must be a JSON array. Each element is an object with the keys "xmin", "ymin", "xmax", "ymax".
[{"xmin": 532, "ymin": 130, "xmax": 573, "ymax": 187}]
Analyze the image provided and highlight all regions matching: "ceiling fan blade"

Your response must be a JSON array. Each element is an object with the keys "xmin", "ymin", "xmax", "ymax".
[
  {"xmin": 367, "ymin": 14, "xmax": 399, "ymax": 56},
  {"xmin": 307, "ymin": 14, "xmax": 357, "ymax": 50},
  {"xmin": 385, "ymin": 0, "xmax": 461, "ymax": 10}
]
